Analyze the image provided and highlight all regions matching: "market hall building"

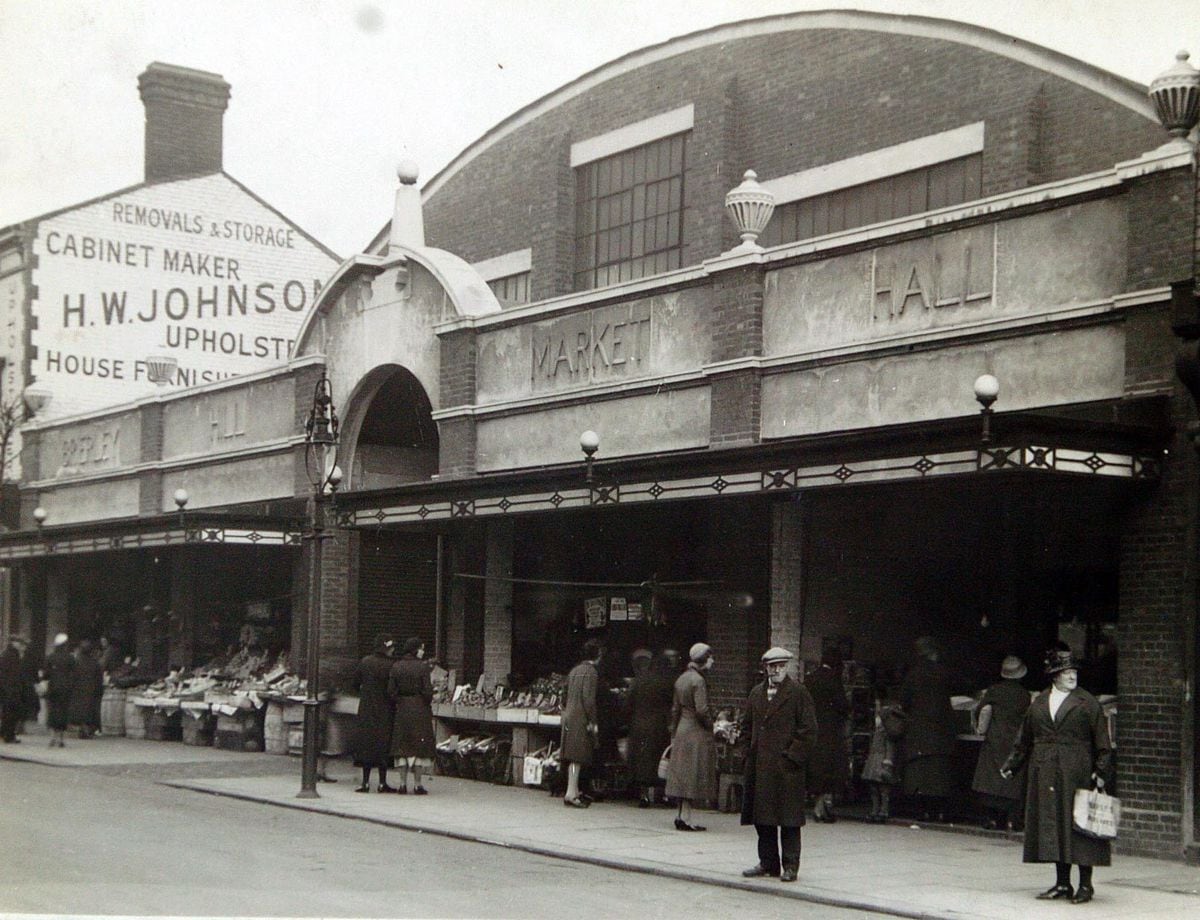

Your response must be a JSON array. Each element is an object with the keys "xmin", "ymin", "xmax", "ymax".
[{"xmin": 5, "ymin": 12, "xmax": 1200, "ymax": 860}]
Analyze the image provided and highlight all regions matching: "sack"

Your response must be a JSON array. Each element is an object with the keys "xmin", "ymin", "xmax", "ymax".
[
  {"xmin": 657, "ymin": 744, "xmax": 672, "ymax": 780},
  {"xmin": 523, "ymin": 745, "xmax": 549, "ymax": 786},
  {"xmin": 882, "ymin": 707, "xmax": 907, "ymax": 739},
  {"xmin": 1073, "ymin": 787, "xmax": 1120, "ymax": 840}
]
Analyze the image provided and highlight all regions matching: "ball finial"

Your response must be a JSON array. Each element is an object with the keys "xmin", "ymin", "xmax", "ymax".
[{"xmin": 396, "ymin": 160, "xmax": 419, "ymax": 185}]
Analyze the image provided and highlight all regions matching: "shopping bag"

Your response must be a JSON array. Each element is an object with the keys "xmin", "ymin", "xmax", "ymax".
[
  {"xmin": 1073, "ymin": 787, "xmax": 1120, "ymax": 840},
  {"xmin": 657, "ymin": 744, "xmax": 672, "ymax": 780},
  {"xmin": 523, "ymin": 745, "xmax": 548, "ymax": 786}
]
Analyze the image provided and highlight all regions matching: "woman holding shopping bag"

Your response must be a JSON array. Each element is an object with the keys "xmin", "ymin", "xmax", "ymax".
[{"xmin": 1001, "ymin": 643, "xmax": 1113, "ymax": 905}]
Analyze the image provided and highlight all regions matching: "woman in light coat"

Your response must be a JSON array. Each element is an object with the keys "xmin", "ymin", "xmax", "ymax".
[
  {"xmin": 665, "ymin": 642, "xmax": 717, "ymax": 831},
  {"xmin": 1001, "ymin": 644, "xmax": 1113, "ymax": 905},
  {"xmin": 561, "ymin": 638, "xmax": 604, "ymax": 808}
]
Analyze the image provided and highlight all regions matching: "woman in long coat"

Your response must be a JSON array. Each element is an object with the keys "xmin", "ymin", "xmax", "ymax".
[
  {"xmin": 44, "ymin": 633, "xmax": 75, "ymax": 748},
  {"xmin": 739, "ymin": 647, "xmax": 818, "ymax": 882},
  {"xmin": 351, "ymin": 634, "xmax": 395, "ymax": 792},
  {"xmin": 971, "ymin": 655, "xmax": 1031, "ymax": 830},
  {"xmin": 389, "ymin": 637, "xmax": 437, "ymax": 794},
  {"xmin": 899, "ymin": 636, "xmax": 957, "ymax": 821},
  {"xmin": 665, "ymin": 642, "xmax": 717, "ymax": 831},
  {"xmin": 68, "ymin": 639, "xmax": 104, "ymax": 738},
  {"xmin": 626, "ymin": 651, "xmax": 677, "ymax": 805},
  {"xmin": 804, "ymin": 649, "xmax": 849, "ymax": 821},
  {"xmin": 1001, "ymin": 645, "xmax": 1113, "ymax": 905},
  {"xmin": 561, "ymin": 638, "xmax": 604, "ymax": 808}
]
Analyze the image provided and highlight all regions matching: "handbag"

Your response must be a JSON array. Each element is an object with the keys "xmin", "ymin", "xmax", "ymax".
[
  {"xmin": 1073, "ymin": 787, "xmax": 1120, "ymax": 840},
  {"xmin": 657, "ymin": 744, "xmax": 672, "ymax": 780}
]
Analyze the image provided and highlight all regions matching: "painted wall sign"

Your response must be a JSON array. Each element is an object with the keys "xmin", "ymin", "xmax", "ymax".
[
  {"xmin": 30, "ymin": 174, "xmax": 338, "ymax": 418},
  {"xmin": 530, "ymin": 301, "xmax": 651, "ymax": 390},
  {"xmin": 38, "ymin": 413, "xmax": 140, "ymax": 479}
]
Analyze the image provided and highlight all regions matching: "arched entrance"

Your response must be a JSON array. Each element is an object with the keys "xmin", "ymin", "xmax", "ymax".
[{"xmin": 345, "ymin": 364, "xmax": 439, "ymax": 490}]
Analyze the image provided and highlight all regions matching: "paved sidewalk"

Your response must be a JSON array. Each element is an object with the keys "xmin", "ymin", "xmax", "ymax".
[{"xmin": 4, "ymin": 733, "xmax": 1200, "ymax": 919}]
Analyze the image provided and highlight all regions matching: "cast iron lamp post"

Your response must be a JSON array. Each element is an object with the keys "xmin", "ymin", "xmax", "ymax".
[
  {"xmin": 973, "ymin": 374, "xmax": 1000, "ymax": 445},
  {"xmin": 298, "ymin": 375, "xmax": 340, "ymax": 799}
]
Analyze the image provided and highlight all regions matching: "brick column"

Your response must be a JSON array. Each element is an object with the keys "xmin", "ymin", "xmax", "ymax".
[
  {"xmin": 709, "ymin": 264, "xmax": 764, "ymax": 446},
  {"xmin": 483, "ymin": 519, "xmax": 514, "ymax": 682},
  {"xmin": 292, "ymin": 520, "xmax": 359, "ymax": 693},
  {"xmin": 168, "ymin": 549, "xmax": 197, "ymax": 669},
  {"xmin": 770, "ymin": 500, "xmax": 804, "ymax": 675},
  {"xmin": 138, "ymin": 402, "xmax": 164, "ymax": 514},
  {"xmin": 438, "ymin": 329, "xmax": 477, "ymax": 479}
]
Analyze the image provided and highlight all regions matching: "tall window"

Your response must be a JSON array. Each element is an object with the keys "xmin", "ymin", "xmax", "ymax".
[
  {"xmin": 574, "ymin": 133, "xmax": 687, "ymax": 291},
  {"xmin": 760, "ymin": 154, "xmax": 982, "ymax": 247}
]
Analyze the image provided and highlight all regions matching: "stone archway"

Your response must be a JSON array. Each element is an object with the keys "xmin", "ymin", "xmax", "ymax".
[{"xmin": 342, "ymin": 364, "xmax": 438, "ymax": 490}]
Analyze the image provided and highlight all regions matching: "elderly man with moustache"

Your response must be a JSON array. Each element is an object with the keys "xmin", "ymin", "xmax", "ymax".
[{"xmin": 739, "ymin": 646, "xmax": 818, "ymax": 883}]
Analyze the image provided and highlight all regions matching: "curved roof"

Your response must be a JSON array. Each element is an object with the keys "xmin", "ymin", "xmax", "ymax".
[{"xmin": 421, "ymin": 9, "xmax": 1155, "ymax": 204}]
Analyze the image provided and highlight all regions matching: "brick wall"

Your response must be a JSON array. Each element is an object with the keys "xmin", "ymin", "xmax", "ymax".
[
  {"xmin": 1127, "ymin": 169, "xmax": 1196, "ymax": 292},
  {"xmin": 425, "ymin": 28, "xmax": 1162, "ymax": 298}
]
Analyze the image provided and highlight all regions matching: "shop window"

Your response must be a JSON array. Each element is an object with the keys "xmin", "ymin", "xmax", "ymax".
[
  {"xmin": 487, "ymin": 271, "xmax": 530, "ymax": 307},
  {"xmin": 760, "ymin": 153, "xmax": 982, "ymax": 247},
  {"xmin": 574, "ymin": 132, "xmax": 688, "ymax": 291}
]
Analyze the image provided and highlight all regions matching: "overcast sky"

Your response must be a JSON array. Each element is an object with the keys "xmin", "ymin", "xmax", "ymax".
[{"xmin": 1, "ymin": 0, "xmax": 1196, "ymax": 257}]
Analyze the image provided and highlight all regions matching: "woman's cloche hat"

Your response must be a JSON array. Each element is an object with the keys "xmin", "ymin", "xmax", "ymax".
[
  {"xmin": 1044, "ymin": 643, "xmax": 1078, "ymax": 675},
  {"xmin": 1000, "ymin": 655, "xmax": 1027, "ymax": 680}
]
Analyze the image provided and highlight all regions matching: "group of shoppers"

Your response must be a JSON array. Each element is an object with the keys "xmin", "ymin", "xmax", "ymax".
[
  {"xmin": 558, "ymin": 634, "xmax": 1113, "ymax": 900},
  {"xmin": 349, "ymin": 635, "xmax": 437, "ymax": 795},
  {"xmin": 2, "ymin": 631, "xmax": 112, "ymax": 747}
]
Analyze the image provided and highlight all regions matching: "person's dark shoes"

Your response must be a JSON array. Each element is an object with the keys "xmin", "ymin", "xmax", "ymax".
[
  {"xmin": 1070, "ymin": 886, "xmax": 1094, "ymax": 904},
  {"xmin": 780, "ymin": 867, "xmax": 798, "ymax": 882},
  {"xmin": 377, "ymin": 783, "xmax": 397, "ymax": 793},
  {"xmin": 354, "ymin": 784, "xmax": 370, "ymax": 793},
  {"xmin": 982, "ymin": 819, "xmax": 1000, "ymax": 830},
  {"xmin": 742, "ymin": 864, "xmax": 779, "ymax": 878},
  {"xmin": 413, "ymin": 785, "xmax": 428, "ymax": 795},
  {"xmin": 1036, "ymin": 884, "xmax": 1074, "ymax": 900},
  {"xmin": 638, "ymin": 797, "xmax": 652, "ymax": 808},
  {"xmin": 674, "ymin": 818, "xmax": 705, "ymax": 831}
]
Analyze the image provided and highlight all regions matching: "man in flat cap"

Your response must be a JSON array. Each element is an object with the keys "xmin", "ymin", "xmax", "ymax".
[{"xmin": 739, "ymin": 646, "xmax": 817, "ymax": 882}]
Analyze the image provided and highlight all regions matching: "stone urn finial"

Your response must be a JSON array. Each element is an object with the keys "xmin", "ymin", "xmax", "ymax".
[
  {"xmin": 724, "ymin": 169, "xmax": 776, "ymax": 252},
  {"xmin": 1150, "ymin": 51, "xmax": 1200, "ymax": 140}
]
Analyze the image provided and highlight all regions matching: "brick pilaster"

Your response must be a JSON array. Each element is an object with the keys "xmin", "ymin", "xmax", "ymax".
[
  {"xmin": 483, "ymin": 519, "xmax": 514, "ymax": 682},
  {"xmin": 709, "ymin": 264, "xmax": 764, "ymax": 446},
  {"xmin": 438, "ymin": 328, "xmax": 478, "ymax": 478}
]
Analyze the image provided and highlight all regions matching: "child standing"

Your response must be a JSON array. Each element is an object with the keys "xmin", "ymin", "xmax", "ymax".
[{"xmin": 861, "ymin": 683, "xmax": 901, "ymax": 823}]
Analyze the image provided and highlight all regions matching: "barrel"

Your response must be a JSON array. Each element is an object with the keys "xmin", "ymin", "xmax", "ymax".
[
  {"xmin": 124, "ymin": 696, "xmax": 146, "ymax": 739},
  {"xmin": 100, "ymin": 686, "xmax": 126, "ymax": 736}
]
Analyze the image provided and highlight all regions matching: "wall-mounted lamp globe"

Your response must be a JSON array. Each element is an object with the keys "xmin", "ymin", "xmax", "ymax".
[
  {"xmin": 973, "ymin": 374, "xmax": 1000, "ymax": 444},
  {"xmin": 580, "ymin": 430, "xmax": 600, "ymax": 483},
  {"xmin": 32, "ymin": 506, "xmax": 47, "ymax": 529}
]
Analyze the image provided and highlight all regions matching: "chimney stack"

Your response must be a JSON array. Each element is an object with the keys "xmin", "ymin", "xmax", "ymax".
[{"xmin": 138, "ymin": 62, "xmax": 231, "ymax": 182}]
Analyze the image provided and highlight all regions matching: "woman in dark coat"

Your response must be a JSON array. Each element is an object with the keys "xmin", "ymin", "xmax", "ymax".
[
  {"xmin": 971, "ymin": 655, "xmax": 1031, "ymax": 830},
  {"xmin": 69, "ymin": 639, "xmax": 104, "ymax": 738},
  {"xmin": 626, "ymin": 650, "xmax": 677, "ymax": 806},
  {"xmin": 739, "ymin": 646, "xmax": 818, "ymax": 882},
  {"xmin": 0, "ymin": 636, "xmax": 26, "ymax": 743},
  {"xmin": 1001, "ymin": 645, "xmax": 1113, "ymax": 905},
  {"xmin": 899, "ymin": 636, "xmax": 957, "ymax": 821},
  {"xmin": 44, "ymin": 632, "xmax": 75, "ymax": 748},
  {"xmin": 665, "ymin": 642, "xmax": 717, "ymax": 831},
  {"xmin": 804, "ymin": 648, "xmax": 850, "ymax": 821},
  {"xmin": 351, "ymin": 634, "xmax": 396, "ymax": 792},
  {"xmin": 389, "ymin": 637, "xmax": 437, "ymax": 794},
  {"xmin": 561, "ymin": 638, "xmax": 603, "ymax": 808}
]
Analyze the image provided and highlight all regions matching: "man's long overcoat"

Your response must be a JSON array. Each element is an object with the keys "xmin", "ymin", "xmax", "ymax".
[{"xmin": 739, "ymin": 675, "xmax": 817, "ymax": 828}]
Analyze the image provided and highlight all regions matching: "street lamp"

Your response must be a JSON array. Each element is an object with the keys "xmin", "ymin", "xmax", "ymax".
[
  {"xmin": 580, "ymin": 430, "xmax": 600, "ymax": 484},
  {"xmin": 32, "ymin": 506, "xmax": 46, "ymax": 529},
  {"xmin": 974, "ymin": 374, "xmax": 1000, "ymax": 445},
  {"xmin": 298, "ymin": 375, "xmax": 340, "ymax": 799}
]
